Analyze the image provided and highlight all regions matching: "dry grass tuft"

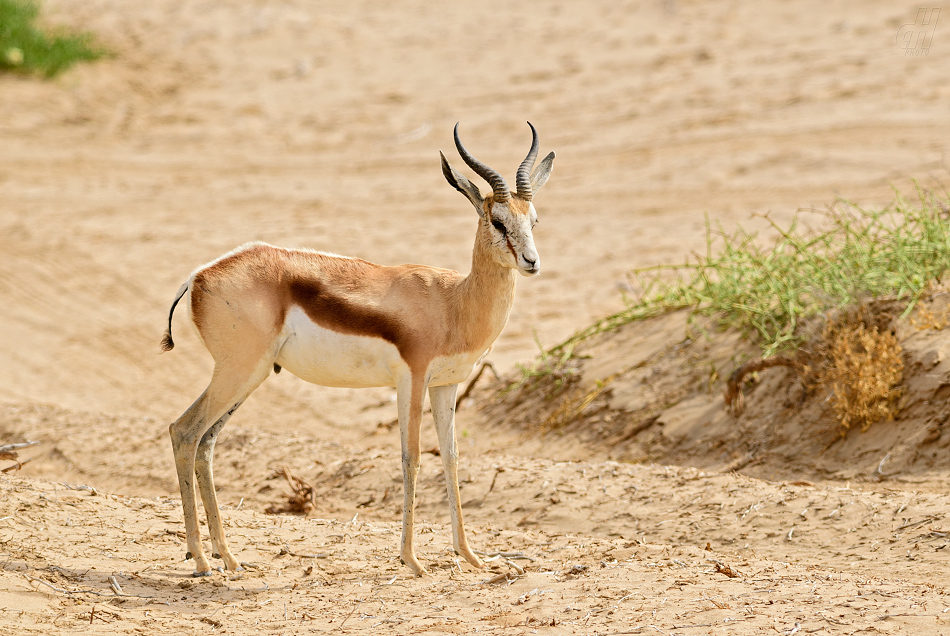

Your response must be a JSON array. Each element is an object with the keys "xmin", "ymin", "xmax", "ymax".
[{"xmin": 539, "ymin": 374, "xmax": 617, "ymax": 432}]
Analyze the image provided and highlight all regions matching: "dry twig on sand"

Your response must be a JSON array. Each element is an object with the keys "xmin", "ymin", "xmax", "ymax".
[
  {"xmin": 723, "ymin": 356, "xmax": 801, "ymax": 416},
  {"xmin": 265, "ymin": 465, "xmax": 316, "ymax": 515}
]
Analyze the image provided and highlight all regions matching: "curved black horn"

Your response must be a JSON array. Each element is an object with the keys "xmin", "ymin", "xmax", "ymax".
[
  {"xmin": 454, "ymin": 123, "xmax": 510, "ymax": 203},
  {"xmin": 515, "ymin": 121, "xmax": 540, "ymax": 201}
]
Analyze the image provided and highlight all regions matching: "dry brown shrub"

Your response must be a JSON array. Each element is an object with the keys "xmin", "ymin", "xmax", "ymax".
[{"xmin": 817, "ymin": 320, "xmax": 903, "ymax": 434}]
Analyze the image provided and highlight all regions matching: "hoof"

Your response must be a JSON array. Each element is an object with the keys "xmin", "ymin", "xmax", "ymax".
[
  {"xmin": 454, "ymin": 548, "xmax": 485, "ymax": 570},
  {"xmin": 400, "ymin": 557, "xmax": 428, "ymax": 577},
  {"xmin": 192, "ymin": 569, "xmax": 213, "ymax": 578},
  {"xmin": 410, "ymin": 564, "xmax": 430, "ymax": 577}
]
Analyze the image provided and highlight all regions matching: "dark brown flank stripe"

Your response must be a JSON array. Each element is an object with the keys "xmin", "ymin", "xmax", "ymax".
[{"xmin": 284, "ymin": 277, "xmax": 416, "ymax": 364}]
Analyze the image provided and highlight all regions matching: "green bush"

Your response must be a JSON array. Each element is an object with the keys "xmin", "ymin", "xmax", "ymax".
[
  {"xmin": 553, "ymin": 189, "xmax": 950, "ymax": 359},
  {"xmin": 0, "ymin": 0, "xmax": 105, "ymax": 77}
]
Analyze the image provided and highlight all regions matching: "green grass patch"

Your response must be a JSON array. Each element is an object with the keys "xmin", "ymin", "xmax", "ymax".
[
  {"xmin": 0, "ymin": 0, "xmax": 106, "ymax": 77},
  {"xmin": 550, "ymin": 188, "xmax": 950, "ymax": 362}
]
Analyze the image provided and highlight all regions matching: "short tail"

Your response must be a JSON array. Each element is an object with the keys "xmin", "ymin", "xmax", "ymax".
[{"xmin": 160, "ymin": 282, "xmax": 189, "ymax": 353}]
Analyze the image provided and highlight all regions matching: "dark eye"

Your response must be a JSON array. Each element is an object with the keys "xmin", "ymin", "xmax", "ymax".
[{"xmin": 491, "ymin": 219, "xmax": 507, "ymax": 235}]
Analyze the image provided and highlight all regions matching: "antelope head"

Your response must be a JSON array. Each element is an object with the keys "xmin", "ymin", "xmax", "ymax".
[{"xmin": 440, "ymin": 122, "xmax": 555, "ymax": 277}]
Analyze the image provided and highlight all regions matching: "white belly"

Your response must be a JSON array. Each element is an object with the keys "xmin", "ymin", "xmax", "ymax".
[{"xmin": 275, "ymin": 307, "xmax": 401, "ymax": 388}]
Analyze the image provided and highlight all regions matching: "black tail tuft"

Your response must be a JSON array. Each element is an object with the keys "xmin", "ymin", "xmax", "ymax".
[{"xmin": 161, "ymin": 282, "xmax": 188, "ymax": 354}]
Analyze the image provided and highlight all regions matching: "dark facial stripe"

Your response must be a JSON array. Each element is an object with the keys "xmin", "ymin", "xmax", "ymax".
[{"xmin": 505, "ymin": 237, "xmax": 518, "ymax": 262}]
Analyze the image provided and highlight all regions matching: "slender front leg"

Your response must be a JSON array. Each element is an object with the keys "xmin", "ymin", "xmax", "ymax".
[
  {"xmin": 429, "ymin": 383, "xmax": 484, "ymax": 569},
  {"xmin": 397, "ymin": 371, "xmax": 427, "ymax": 576}
]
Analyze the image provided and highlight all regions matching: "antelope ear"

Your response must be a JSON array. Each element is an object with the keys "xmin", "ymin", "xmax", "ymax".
[
  {"xmin": 441, "ymin": 150, "xmax": 486, "ymax": 218},
  {"xmin": 530, "ymin": 151, "xmax": 556, "ymax": 193}
]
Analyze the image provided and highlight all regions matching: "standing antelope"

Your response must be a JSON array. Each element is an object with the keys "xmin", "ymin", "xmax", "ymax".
[{"xmin": 161, "ymin": 122, "xmax": 554, "ymax": 577}]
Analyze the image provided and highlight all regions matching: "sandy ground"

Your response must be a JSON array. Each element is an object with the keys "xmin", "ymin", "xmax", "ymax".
[{"xmin": 2, "ymin": 0, "xmax": 950, "ymax": 633}]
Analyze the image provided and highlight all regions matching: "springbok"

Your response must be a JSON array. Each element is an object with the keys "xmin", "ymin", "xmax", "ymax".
[{"xmin": 161, "ymin": 122, "xmax": 555, "ymax": 577}]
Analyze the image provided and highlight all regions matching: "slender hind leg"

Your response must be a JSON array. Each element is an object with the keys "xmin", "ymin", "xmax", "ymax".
[
  {"xmin": 397, "ymin": 371, "xmax": 428, "ymax": 576},
  {"xmin": 169, "ymin": 394, "xmax": 216, "ymax": 576},
  {"xmin": 429, "ymin": 383, "xmax": 484, "ymax": 569},
  {"xmin": 194, "ymin": 400, "xmax": 244, "ymax": 572},
  {"xmin": 169, "ymin": 361, "xmax": 271, "ymax": 576}
]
